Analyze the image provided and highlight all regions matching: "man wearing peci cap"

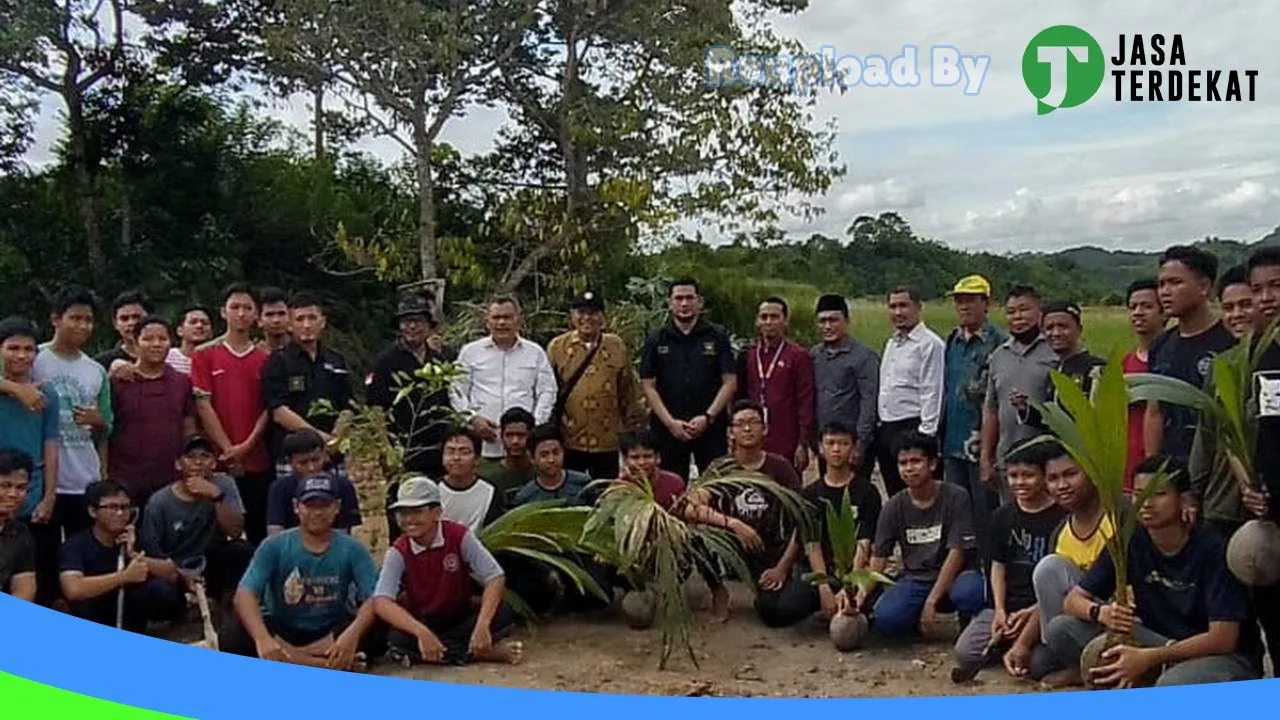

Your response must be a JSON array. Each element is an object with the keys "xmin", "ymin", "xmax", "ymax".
[
  {"xmin": 374, "ymin": 477, "xmax": 522, "ymax": 666},
  {"xmin": 220, "ymin": 473, "xmax": 382, "ymax": 671},
  {"xmin": 546, "ymin": 289, "xmax": 644, "ymax": 481},
  {"xmin": 1041, "ymin": 302, "xmax": 1106, "ymax": 403},
  {"xmin": 941, "ymin": 276, "xmax": 1008, "ymax": 549},
  {"xmin": 367, "ymin": 293, "xmax": 455, "ymax": 478},
  {"xmin": 810, "ymin": 294, "xmax": 880, "ymax": 482}
]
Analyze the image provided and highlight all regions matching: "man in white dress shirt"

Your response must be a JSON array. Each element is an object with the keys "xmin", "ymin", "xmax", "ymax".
[
  {"xmin": 450, "ymin": 296, "xmax": 558, "ymax": 461},
  {"xmin": 875, "ymin": 287, "xmax": 945, "ymax": 498}
]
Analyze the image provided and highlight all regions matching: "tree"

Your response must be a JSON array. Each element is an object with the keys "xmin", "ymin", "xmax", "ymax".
[{"xmin": 0, "ymin": 0, "xmax": 128, "ymax": 277}]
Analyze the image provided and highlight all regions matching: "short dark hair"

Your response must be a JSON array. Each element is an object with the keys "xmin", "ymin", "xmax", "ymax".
[
  {"xmin": 0, "ymin": 448, "xmax": 34, "ymax": 478},
  {"xmin": 288, "ymin": 292, "xmax": 323, "ymax": 312},
  {"xmin": 730, "ymin": 398, "xmax": 764, "ymax": 422},
  {"xmin": 178, "ymin": 306, "xmax": 210, "ymax": 323},
  {"xmin": 1006, "ymin": 285, "xmax": 1040, "ymax": 303},
  {"xmin": 1133, "ymin": 455, "xmax": 1190, "ymax": 493},
  {"xmin": 486, "ymin": 294, "xmax": 521, "ymax": 314},
  {"xmin": 283, "ymin": 429, "xmax": 326, "ymax": 458},
  {"xmin": 760, "ymin": 296, "xmax": 789, "ymax": 318},
  {"xmin": 222, "ymin": 282, "xmax": 258, "ymax": 307},
  {"xmin": 668, "ymin": 278, "xmax": 700, "ymax": 296},
  {"xmin": 1004, "ymin": 439, "xmax": 1052, "ymax": 470},
  {"xmin": 619, "ymin": 430, "xmax": 660, "ymax": 456},
  {"xmin": 133, "ymin": 314, "xmax": 171, "ymax": 338},
  {"xmin": 1126, "ymin": 278, "xmax": 1159, "ymax": 303},
  {"xmin": 1217, "ymin": 264, "xmax": 1250, "ymax": 299},
  {"xmin": 444, "ymin": 427, "xmax": 482, "ymax": 454},
  {"xmin": 1247, "ymin": 247, "xmax": 1280, "ymax": 280},
  {"xmin": 1160, "ymin": 245, "xmax": 1219, "ymax": 283},
  {"xmin": 1041, "ymin": 301, "xmax": 1083, "ymax": 327},
  {"xmin": 499, "ymin": 407, "xmax": 535, "ymax": 431},
  {"xmin": 815, "ymin": 293, "xmax": 849, "ymax": 318},
  {"xmin": 111, "ymin": 290, "xmax": 155, "ymax": 317},
  {"xmin": 0, "ymin": 317, "xmax": 39, "ymax": 346},
  {"xmin": 1042, "ymin": 439, "xmax": 1073, "ymax": 465},
  {"xmin": 52, "ymin": 285, "xmax": 98, "ymax": 317},
  {"xmin": 820, "ymin": 421, "xmax": 856, "ymax": 441},
  {"xmin": 888, "ymin": 286, "xmax": 922, "ymax": 305},
  {"xmin": 894, "ymin": 430, "xmax": 938, "ymax": 461},
  {"xmin": 529, "ymin": 424, "xmax": 563, "ymax": 452},
  {"xmin": 258, "ymin": 287, "xmax": 288, "ymax": 307},
  {"xmin": 85, "ymin": 479, "xmax": 129, "ymax": 510}
]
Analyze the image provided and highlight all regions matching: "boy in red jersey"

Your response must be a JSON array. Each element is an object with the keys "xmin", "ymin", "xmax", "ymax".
[
  {"xmin": 191, "ymin": 283, "xmax": 272, "ymax": 545},
  {"xmin": 1121, "ymin": 279, "xmax": 1165, "ymax": 492}
]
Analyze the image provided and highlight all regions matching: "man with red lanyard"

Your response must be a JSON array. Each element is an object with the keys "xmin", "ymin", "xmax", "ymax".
[{"xmin": 737, "ymin": 297, "xmax": 815, "ymax": 473}]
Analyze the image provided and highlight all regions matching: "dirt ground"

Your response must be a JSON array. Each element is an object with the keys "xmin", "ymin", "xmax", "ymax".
[{"xmin": 375, "ymin": 582, "xmax": 1045, "ymax": 698}]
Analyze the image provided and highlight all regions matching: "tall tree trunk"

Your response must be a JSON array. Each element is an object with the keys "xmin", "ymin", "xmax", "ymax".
[
  {"xmin": 312, "ymin": 81, "xmax": 325, "ymax": 160},
  {"xmin": 413, "ymin": 106, "xmax": 438, "ymax": 280},
  {"xmin": 65, "ymin": 95, "xmax": 105, "ymax": 277}
]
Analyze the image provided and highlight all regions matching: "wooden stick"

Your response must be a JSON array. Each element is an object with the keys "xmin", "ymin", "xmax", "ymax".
[{"xmin": 192, "ymin": 579, "xmax": 219, "ymax": 651}]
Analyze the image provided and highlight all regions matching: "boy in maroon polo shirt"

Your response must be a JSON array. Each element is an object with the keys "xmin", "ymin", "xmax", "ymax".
[
  {"xmin": 191, "ymin": 284, "xmax": 272, "ymax": 545},
  {"xmin": 373, "ymin": 477, "xmax": 521, "ymax": 666}
]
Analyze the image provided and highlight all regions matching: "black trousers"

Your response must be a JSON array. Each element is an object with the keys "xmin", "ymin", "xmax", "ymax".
[
  {"xmin": 218, "ymin": 612, "xmax": 387, "ymax": 659},
  {"xmin": 25, "ymin": 518, "xmax": 64, "ymax": 606},
  {"xmin": 501, "ymin": 551, "xmax": 613, "ymax": 617},
  {"xmin": 69, "ymin": 576, "xmax": 187, "ymax": 633},
  {"xmin": 694, "ymin": 545, "xmax": 818, "ymax": 627},
  {"xmin": 54, "ymin": 493, "xmax": 91, "ymax": 537},
  {"xmin": 564, "ymin": 449, "xmax": 620, "ymax": 481},
  {"xmin": 235, "ymin": 470, "xmax": 274, "ymax": 547},
  {"xmin": 197, "ymin": 539, "xmax": 255, "ymax": 605},
  {"xmin": 875, "ymin": 418, "xmax": 921, "ymax": 498},
  {"xmin": 387, "ymin": 604, "xmax": 516, "ymax": 665},
  {"xmin": 652, "ymin": 418, "xmax": 727, "ymax": 482}
]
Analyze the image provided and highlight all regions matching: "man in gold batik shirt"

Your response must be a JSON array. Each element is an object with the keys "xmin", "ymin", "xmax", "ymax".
[{"xmin": 546, "ymin": 290, "xmax": 645, "ymax": 481}]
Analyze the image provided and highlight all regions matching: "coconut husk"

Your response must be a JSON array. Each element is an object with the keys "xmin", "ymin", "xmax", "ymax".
[
  {"xmin": 829, "ymin": 612, "xmax": 869, "ymax": 652},
  {"xmin": 621, "ymin": 589, "xmax": 657, "ymax": 629},
  {"xmin": 1227, "ymin": 519, "xmax": 1280, "ymax": 587}
]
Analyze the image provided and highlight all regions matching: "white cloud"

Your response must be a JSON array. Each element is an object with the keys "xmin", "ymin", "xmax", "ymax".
[{"xmin": 834, "ymin": 178, "xmax": 925, "ymax": 215}]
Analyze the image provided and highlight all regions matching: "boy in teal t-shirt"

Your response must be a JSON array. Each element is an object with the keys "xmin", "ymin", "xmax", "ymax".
[{"xmin": 219, "ymin": 474, "xmax": 381, "ymax": 670}]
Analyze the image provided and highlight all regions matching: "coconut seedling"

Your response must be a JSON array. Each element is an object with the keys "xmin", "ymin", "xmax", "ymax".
[
  {"xmin": 386, "ymin": 361, "xmax": 468, "ymax": 470},
  {"xmin": 584, "ymin": 458, "xmax": 812, "ymax": 670},
  {"xmin": 479, "ymin": 499, "xmax": 609, "ymax": 621},
  {"xmin": 800, "ymin": 488, "xmax": 893, "ymax": 652},
  {"xmin": 1028, "ymin": 349, "xmax": 1169, "ymax": 689},
  {"xmin": 314, "ymin": 399, "xmax": 403, "ymax": 565},
  {"xmin": 1128, "ymin": 316, "xmax": 1280, "ymax": 587}
]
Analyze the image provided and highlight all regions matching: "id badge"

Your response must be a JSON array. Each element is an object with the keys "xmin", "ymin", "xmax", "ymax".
[{"xmin": 761, "ymin": 405, "xmax": 770, "ymax": 426}]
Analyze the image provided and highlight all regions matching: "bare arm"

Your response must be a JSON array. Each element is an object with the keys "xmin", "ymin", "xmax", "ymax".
[
  {"xmin": 1147, "ymin": 622, "xmax": 1241, "ymax": 665},
  {"xmin": 926, "ymin": 548, "xmax": 968, "ymax": 608},
  {"xmin": 213, "ymin": 496, "xmax": 244, "ymax": 539},
  {"xmin": 476, "ymin": 575, "xmax": 506, "ymax": 627},
  {"xmin": 991, "ymin": 561, "xmax": 1009, "ymax": 615},
  {"xmin": 706, "ymin": 373, "xmax": 738, "ymax": 420},
  {"xmin": 195, "ymin": 398, "xmax": 234, "ymax": 453},
  {"xmin": 642, "ymin": 378, "xmax": 678, "ymax": 427},
  {"xmin": 272, "ymin": 406, "xmax": 317, "ymax": 434},
  {"xmin": 233, "ymin": 587, "xmax": 274, "ymax": 647},
  {"xmin": 60, "ymin": 570, "xmax": 130, "ymax": 602},
  {"xmin": 1143, "ymin": 401, "xmax": 1163, "ymax": 456},
  {"xmin": 9, "ymin": 573, "xmax": 35, "ymax": 602},
  {"xmin": 373, "ymin": 595, "xmax": 431, "ymax": 637},
  {"xmin": 979, "ymin": 406, "xmax": 999, "ymax": 471},
  {"xmin": 772, "ymin": 532, "xmax": 801, "ymax": 573}
]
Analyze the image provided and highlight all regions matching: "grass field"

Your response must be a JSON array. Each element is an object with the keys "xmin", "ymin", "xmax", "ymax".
[{"xmin": 843, "ymin": 300, "xmax": 1135, "ymax": 358}]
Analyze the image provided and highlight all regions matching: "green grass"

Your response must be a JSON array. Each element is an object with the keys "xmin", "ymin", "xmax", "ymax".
[{"xmin": 844, "ymin": 300, "xmax": 1136, "ymax": 357}]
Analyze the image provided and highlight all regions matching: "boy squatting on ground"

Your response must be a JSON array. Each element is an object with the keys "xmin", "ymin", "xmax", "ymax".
[
  {"xmin": 952, "ymin": 441, "xmax": 1066, "ymax": 679},
  {"xmin": 1043, "ymin": 457, "xmax": 1263, "ymax": 688},
  {"xmin": 373, "ymin": 476, "xmax": 523, "ymax": 666}
]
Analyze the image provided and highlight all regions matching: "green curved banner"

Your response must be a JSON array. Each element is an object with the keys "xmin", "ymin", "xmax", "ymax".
[{"xmin": 0, "ymin": 671, "xmax": 190, "ymax": 719}]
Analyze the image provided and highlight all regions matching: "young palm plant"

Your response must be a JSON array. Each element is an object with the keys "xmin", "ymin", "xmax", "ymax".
[
  {"xmin": 479, "ymin": 500, "xmax": 610, "ymax": 621},
  {"xmin": 800, "ymin": 488, "xmax": 893, "ymax": 651},
  {"xmin": 584, "ymin": 458, "xmax": 812, "ymax": 670},
  {"xmin": 1128, "ymin": 316, "xmax": 1280, "ymax": 586},
  {"xmin": 1026, "ymin": 349, "xmax": 1170, "ymax": 685}
]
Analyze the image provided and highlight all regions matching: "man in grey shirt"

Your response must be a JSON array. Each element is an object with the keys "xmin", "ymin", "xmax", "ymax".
[
  {"xmin": 140, "ymin": 436, "xmax": 254, "ymax": 608},
  {"xmin": 811, "ymin": 294, "xmax": 880, "ymax": 481},
  {"xmin": 980, "ymin": 286, "xmax": 1057, "ymax": 511}
]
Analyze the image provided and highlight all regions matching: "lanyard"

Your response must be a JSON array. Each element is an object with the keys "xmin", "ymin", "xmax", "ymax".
[{"xmin": 755, "ymin": 341, "xmax": 786, "ymax": 399}]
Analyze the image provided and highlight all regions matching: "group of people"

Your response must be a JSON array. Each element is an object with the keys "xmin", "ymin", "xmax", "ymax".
[{"xmin": 0, "ymin": 242, "xmax": 1277, "ymax": 691}]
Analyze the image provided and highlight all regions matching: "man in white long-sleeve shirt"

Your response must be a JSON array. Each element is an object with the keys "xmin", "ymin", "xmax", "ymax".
[
  {"xmin": 875, "ymin": 287, "xmax": 945, "ymax": 498},
  {"xmin": 450, "ymin": 296, "xmax": 558, "ymax": 460}
]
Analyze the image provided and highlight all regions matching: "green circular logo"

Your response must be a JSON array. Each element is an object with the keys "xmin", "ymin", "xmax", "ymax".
[{"xmin": 1022, "ymin": 25, "xmax": 1106, "ymax": 115}]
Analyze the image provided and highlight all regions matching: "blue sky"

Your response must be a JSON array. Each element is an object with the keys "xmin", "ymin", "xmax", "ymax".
[{"xmin": 23, "ymin": 0, "xmax": 1279, "ymax": 254}]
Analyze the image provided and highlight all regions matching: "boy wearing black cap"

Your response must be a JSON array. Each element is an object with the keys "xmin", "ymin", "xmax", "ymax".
[
  {"xmin": 374, "ymin": 477, "xmax": 521, "ymax": 666},
  {"xmin": 547, "ymin": 289, "xmax": 643, "ymax": 481},
  {"xmin": 1044, "ymin": 456, "xmax": 1262, "ymax": 688},
  {"xmin": 140, "ymin": 436, "xmax": 253, "ymax": 609},
  {"xmin": 220, "ymin": 474, "xmax": 381, "ymax": 671},
  {"xmin": 1041, "ymin": 302, "xmax": 1105, "ymax": 402}
]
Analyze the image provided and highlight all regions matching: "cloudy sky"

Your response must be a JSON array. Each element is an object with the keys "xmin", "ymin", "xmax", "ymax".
[{"xmin": 25, "ymin": 0, "xmax": 1279, "ymax": 254}]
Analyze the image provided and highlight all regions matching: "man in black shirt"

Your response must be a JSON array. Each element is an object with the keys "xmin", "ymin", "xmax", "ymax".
[
  {"xmin": 1144, "ymin": 245, "xmax": 1237, "ymax": 463},
  {"xmin": 0, "ymin": 449, "xmax": 37, "ymax": 600},
  {"xmin": 262, "ymin": 293, "xmax": 355, "ymax": 469},
  {"xmin": 367, "ymin": 294, "xmax": 454, "ymax": 477},
  {"xmin": 639, "ymin": 278, "xmax": 738, "ymax": 481},
  {"xmin": 96, "ymin": 290, "xmax": 155, "ymax": 373},
  {"xmin": 1044, "ymin": 457, "xmax": 1262, "ymax": 688}
]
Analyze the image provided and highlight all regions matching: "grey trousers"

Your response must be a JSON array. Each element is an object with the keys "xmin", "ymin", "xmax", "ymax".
[
  {"xmin": 954, "ymin": 608, "xmax": 1058, "ymax": 679},
  {"xmin": 1032, "ymin": 554, "xmax": 1083, "ymax": 644},
  {"xmin": 1044, "ymin": 614, "xmax": 1261, "ymax": 686}
]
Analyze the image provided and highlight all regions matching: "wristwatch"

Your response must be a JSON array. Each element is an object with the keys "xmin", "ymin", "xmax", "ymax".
[{"xmin": 1089, "ymin": 603, "xmax": 1102, "ymax": 622}]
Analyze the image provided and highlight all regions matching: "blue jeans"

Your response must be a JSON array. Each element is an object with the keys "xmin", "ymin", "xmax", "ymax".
[{"xmin": 872, "ymin": 570, "xmax": 987, "ymax": 637}]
